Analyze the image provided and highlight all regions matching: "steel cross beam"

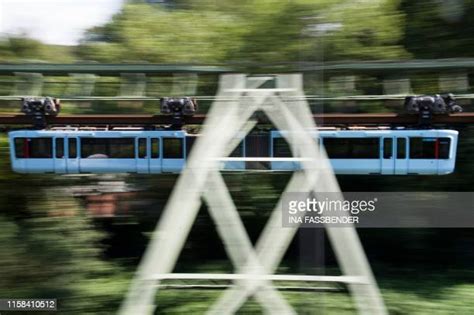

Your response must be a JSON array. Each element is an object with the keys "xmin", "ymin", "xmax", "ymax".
[
  {"xmin": 1, "ymin": 113, "xmax": 474, "ymax": 126},
  {"xmin": 118, "ymin": 74, "xmax": 387, "ymax": 315}
]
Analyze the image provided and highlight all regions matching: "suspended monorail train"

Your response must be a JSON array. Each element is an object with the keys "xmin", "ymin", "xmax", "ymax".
[{"xmin": 8, "ymin": 128, "xmax": 458, "ymax": 175}]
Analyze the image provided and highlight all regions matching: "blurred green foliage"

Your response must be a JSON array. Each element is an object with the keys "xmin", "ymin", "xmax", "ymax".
[
  {"xmin": 0, "ymin": 137, "xmax": 127, "ymax": 314},
  {"xmin": 0, "ymin": 0, "xmax": 473, "ymax": 112},
  {"xmin": 401, "ymin": 0, "xmax": 474, "ymax": 58},
  {"xmin": 0, "ymin": 0, "xmax": 473, "ymax": 65},
  {"xmin": 0, "ymin": 36, "xmax": 75, "ymax": 63},
  {"xmin": 76, "ymin": 0, "xmax": 408, "ymax": 65}
]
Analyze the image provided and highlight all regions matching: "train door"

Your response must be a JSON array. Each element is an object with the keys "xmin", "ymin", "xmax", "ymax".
[
  {"xmin": 162, "ymin": 136, "xmax": 185, "ymax": 173},
  {"xmin": 381, "ymin": 137, "xmax": 394, "ymax": 174},
  {"xmin": 54, "ymin": 137, "xmax": 66, "ymax": 173},
  {"xmin": 394, "ymin": 137, "xmax": 408, "ymax": 174},
  {"xmin": 66, "ymin": 137, "xmax": 79, "ymax": 173},
  {"xmin": 149, "ymin": 137, "xmax": 161, "ymax": 173},
  {"xmin": 136, "ymin": 137, "xmax": 149, "ymax": 173}
]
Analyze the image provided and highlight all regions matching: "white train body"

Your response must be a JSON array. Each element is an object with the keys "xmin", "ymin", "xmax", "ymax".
[{"xmin": 8, "ymin": 129, "xmax": 458, "ymax": 175}]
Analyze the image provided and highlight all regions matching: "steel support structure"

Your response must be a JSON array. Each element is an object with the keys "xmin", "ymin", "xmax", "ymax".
[{"xmin": 116, "ymin": 73, "xmax": 387, "ymax": 314}]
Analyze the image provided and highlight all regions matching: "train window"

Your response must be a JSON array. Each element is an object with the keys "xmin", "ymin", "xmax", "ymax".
[
  {"xmin": 323, "ymin": 138, "xmax": 379, "ymax": 159},
  {"xmin": 273, "ymin": 137, "xmax": 292, "ymax": 157},
  {"xmin": 439, "ymin": 138, "xmax": 451, "ymax": 159},
  {"xmin": 81, "ymin": 138, "xmax": 106, "ymax": 158},
  {"xmin": 138, "ymin": 138, "xmax": 147, "ymax": 158},
  {"xmin": 14, "ymin": 138, "xmax": 27, "ymax": 158},
  {"xmin": 29, "ymin": 138, "xmax": 52, "ymax": 158},
  {"xmin": 351, "ymin": 138, "xmax": 379, "ymax": 158},
  {"xmin": 397, "ymin": 138, "xmax": 406, "ymax": 159},
  {"xmin": 55, "ymin": 138, "xmax": 64, "ymax": 158},
  {"xmin": 323, "ymin": 138, "xmax": 346, "ymax": 158},
  {"xmin": 410, "ymin": 138, "xmax": 437, "ymax": 159},
  {"xmin": 107, "ymin": 139, "xmax": 135, "ymax": 158},
  {"xmin": 151, "ymin": 138, "xmax": 160, "ymax": 158},
  {"xmin": 69, "ymin": 138, "xmax": 77, "ymax": 158},
  {"xmin": 383, "ymin": 138, "xmax": 392, "ymax": 159},
  {"xmin": 163, "ymin": 138, "xmax": 183, "ymax": 159},
  {"xmin": 410, "ymin": 137, "xmax": 451, "ymax": 159},
  {"xmin": 81, "ymin": 138, "xmax": 135, "ymax": 158}
]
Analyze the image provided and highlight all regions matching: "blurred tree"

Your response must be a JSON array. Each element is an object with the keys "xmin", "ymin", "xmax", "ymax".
[
  {"xmin": 401, "ymin": 0, "xmax": 474, "ymax": 59},
  {"xmin": 77, "ymin": 0, "xmax": 409, "ymax": 65},
  {"xmin": 0, "ymin": 35, "xmax": 75, "ymax": 63},
  {"xmin": 310, "ymin": 0, "xmax": 409, "ymax": 61},
  {"xmin": 0, "ymin": 137, "xmax": 124, "ymax": 314},
  {"xmin": 77, "ymin": 4, "xmax": 241, "ymax": 64}
]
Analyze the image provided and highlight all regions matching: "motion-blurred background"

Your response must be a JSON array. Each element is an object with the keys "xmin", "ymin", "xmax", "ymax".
[{"xmin": 1, "ymin": 0, "xmax": 474, "ymax": 314}]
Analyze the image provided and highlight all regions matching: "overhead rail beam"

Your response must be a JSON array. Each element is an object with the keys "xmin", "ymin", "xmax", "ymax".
[
  {"xmin": 2, "ymin": 94, "xmax": 474, "ymax": 102},
  {"xmin": 0, "ymin": 113, "xmax": 473, "ymax": 126},
  {"xmin": 3, "ymin": 59, "xmax": 474, "ymax": 75},
  {"xmin": 297, "ymin": 58, "xmax": 474, "ymax": 72},
  {"xmin": 0, "ymin": 64, "xmax": 232, "ymax": 76}
]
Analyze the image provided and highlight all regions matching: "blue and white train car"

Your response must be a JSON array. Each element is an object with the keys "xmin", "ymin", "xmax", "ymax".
[
  {"xmin": 9, "ymin": 130, "xmax": 187, "ymax": 174},
  {"xmin": 8, "ymin": 129, "xmax": 458, "ymax": 175},
  {"xmin": 271, "ymin": 129, "xmax": 458, "ymax": 175}
]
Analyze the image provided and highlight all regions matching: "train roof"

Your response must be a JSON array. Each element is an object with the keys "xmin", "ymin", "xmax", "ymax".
[
  {"xmin": 8, "ymin": 128, "xmax": 458, "ymax": 138},
  {"xmin": 273, "ymin": 129, "xmax": 459, "ymax": 137},
  {"xmin": 8, "ymin": 129, "xmax": 187, "ymax": 137}
]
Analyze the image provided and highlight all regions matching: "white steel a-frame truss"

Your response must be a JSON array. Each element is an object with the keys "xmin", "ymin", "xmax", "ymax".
[{"xmin": 119, "ymin": 74, "xmax": 387, "ymax": 315}]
